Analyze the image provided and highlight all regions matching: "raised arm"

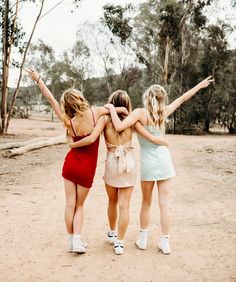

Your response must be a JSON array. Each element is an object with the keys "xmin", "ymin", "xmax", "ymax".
[
  {"xmin": 69, "ymin": 115, "xmax": 108, "ymax": 148},
  {"xmin": 165, "ymin": 76, "xmax": 214, "ymax": 117},
  {"xmin": 105, "ymin": 104, "xmax": 141, "ymax": 132},
  {"xmin": 25, "ymin": 68, "xmax": 63, "ymax": 121},
  {"xmin": 134, "ymin": 122, "xmax": 168, "ymax": 146}
]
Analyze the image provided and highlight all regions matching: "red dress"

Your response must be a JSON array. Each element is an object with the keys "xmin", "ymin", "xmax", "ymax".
[{"xmin": 62, "ymin": 109, "xmax": 99, "ymax": 188}]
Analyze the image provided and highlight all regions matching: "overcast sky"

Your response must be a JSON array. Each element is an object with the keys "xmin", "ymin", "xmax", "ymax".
[{"xmin": 9, "ymin": 0, "xmax": 236, "ymax": 86}]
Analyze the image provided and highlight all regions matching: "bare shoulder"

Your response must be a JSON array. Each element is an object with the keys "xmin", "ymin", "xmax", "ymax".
[
  {"xmin": 63, "ymin": 117, "xmax": 71, "ymax": 129},
  {"xmin": 132, "ymin": 108, "xmax": 147, "ymax": 122},
  {"xmin": 132, "ymin": 108, "xmax": 145, "ymax": 116}
]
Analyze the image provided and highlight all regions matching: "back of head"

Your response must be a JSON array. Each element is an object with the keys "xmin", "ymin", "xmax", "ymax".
[
  {"xmin": 60, "ymin": 88, "xmax": 90, "ymax": 120},
  {"xmin": 108, "ymin": 90, "xmax": 131, "ymax": 120},
  {"xmin": 142, "ymin": 84, "xmax": 167, "ymax": 132}
]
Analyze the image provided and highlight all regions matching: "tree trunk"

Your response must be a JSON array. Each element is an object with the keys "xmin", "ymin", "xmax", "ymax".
[
  {"xmin": 0, "ymin": 137, "xmax": 50, "ymax": 150},
  {"xmin": 5, "ymin": 0, "xmax": 45, "ymax": 133},
  {"xmin": 3, "ymin": 135, "xmax": 67, "ymax": 158},
  {"xmin": 163, "ymin": 37, "xmax": 170, "ymax": 84},
  {"xmin": 204, "ymin": 113, "xmax": 210, "ymax": 133},
  {"xmin": 1, "ymin": 0, "xmax": 10, "ymax": 134}
]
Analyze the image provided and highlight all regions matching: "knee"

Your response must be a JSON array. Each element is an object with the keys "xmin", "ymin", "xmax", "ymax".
[
  {"xmin": 119, "ymin": 201, "xmax": 129, "ymax": 212},
  {"xmin": 159, "ymin": 200, "xmax": 170, "ymax": 210},
  {"xmin": 66, "ymin": 198, "xmax": 76, "ymax": 209},
  {"xmin": 142, "ymin": 199, "xmax": 152, "ymax": 208},
  {"xmin": 109, "ymin": 197, "xmax": 118, "ymax": 207}
]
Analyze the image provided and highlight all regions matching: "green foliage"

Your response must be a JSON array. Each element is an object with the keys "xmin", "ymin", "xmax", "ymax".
[
  {"xmin": 14, "ymin": 0, "xmax": 235, "ymax": 135},
  {"xmin": 103, "ymin": 4, "xmax": 133, "ymax": 44}
]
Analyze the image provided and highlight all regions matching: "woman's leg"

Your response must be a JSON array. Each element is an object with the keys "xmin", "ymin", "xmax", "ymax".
[
  {"xmin": 140, "ymin": 181, "xmax": 155, "ymax": 229},
  {"xmin": 157, "ymin": 179, "xmax": 172, "ymax": 235},
  {"xmin": 136, "ymin": 181, "xmax": 155, "ymax": 250},
  {"xmin": 105, "ymin": 184, "xmax": 118, "ymax": 231},
  {"xmin": 117, "ymin": 187, "xmax": 134, "ymax": 240},
  {"xmin": 113, "ymin": 186, "xmax": 133, "ymax": 255},
  {"xmin": 73, "ymin": 184, "xmax": 90, "ymax": 235},
  {"xmin": 64, "ymin": 179, "xmax": 77, "ymax": 234},
  {"xmin": 157, "ymin": 179, "xmax": 172, "ymax": 254}
]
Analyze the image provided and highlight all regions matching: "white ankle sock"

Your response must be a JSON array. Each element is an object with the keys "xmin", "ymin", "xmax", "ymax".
[
  {"xmin": 160, "ymin": 234, "xmax": 169, "ymax": 239},
  {"xmin": 109, "ymin": 230, "xmax": 117, "ymax": 235},
  {"xmin": 138, "ymin": 229, "xmax": 148, "ymax": 243},
  {"xmin": 116, "ymin": 239, "xmax": 124, "ymax": 245},
  {"xmin": 73, "ymin": 234, "xmax": 81, "ymax": 240}
]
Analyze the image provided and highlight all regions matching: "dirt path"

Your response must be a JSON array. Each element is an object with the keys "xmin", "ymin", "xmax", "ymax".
[{"xmin": 0, "ymin": 119, "xmax": 236, "ymax": 281}]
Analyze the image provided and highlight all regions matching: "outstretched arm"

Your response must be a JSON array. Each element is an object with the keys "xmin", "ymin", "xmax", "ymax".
[
  {"xmin": 165, "ymin": 76, "xmax": 214, "ymax": 117},
  {"xmin": 134, "ymin": 122, "xmax": 168, "ymax": 146},
  {"xmin": 105, "ymin": 104, "xmax": 141, "ymax": 132},
  {"xmin": 69, "ymin": 115, "xmax": 107, "ymax": 148},
  {"xmin": 25, "ymin": 68, "xmax": 64, "ymax": 122}
]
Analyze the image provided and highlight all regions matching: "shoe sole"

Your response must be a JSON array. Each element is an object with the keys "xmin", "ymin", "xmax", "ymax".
[
  {"xmin": 72, "ymin": 249, "xmax": 86, "ymax": 254},
  {"xmin": 114, "ymin": 251, "xmax": 123, "ymax": 255},
  {"xmin": 158, "ymin": 247, "xmax": 170, "ymax": 255},
  {"xmin": 135, "ymin": 242, "xmax": 146, "ymax": 250}
]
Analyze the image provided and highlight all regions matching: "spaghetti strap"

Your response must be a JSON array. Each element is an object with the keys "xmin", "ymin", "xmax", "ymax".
[
  {"xmin": 90, "ymin": 108, "xmax": 95, "ymax": 126},
  {"xmin": 70, "ymin": 119, "xmax": 77, "ymax": 137}
]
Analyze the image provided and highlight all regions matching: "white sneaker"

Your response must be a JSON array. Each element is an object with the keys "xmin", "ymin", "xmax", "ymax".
[
  {"xmin": 158, "ymin": 235, "xmax": 171, "ymax": 255},
  {"xmin": 113, "ymin": 241, "xmax": 124, "ymax": 255},
  {"xmin": 135, "ymin": 229, "xmax": 148, "ymax": 250},
  {"xmin": 135, "ymin": 239, "xmax": 147, "ymax": 250},
  {"xmin": 68, "ymin": 235, "xmax": 73, "ymax": 252},
  {"xmin": 72, "ymin": 237, "xmax": 87, "ymax": 254},
  {"xmin": 107, "ymin": 231, "xmax": 117, "ymax": 245}
]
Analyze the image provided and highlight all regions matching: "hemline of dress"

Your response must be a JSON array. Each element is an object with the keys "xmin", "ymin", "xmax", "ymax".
[
  {"xmin": 62, "ymin": 176, "xmax": 92, "ymax": 189},
  {"xmin": 140, "ymin": 174, "xmax": 176, "ymax": 182}
]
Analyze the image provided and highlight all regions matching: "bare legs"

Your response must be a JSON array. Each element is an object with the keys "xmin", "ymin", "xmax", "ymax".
[
  {"xmin": 157, "ymin": 179, "xmax": 171, "ymax": 235},
  {"xmin": 64, "ymin": 179, "xmax": 77, "ymax": 234},
  {"xmin": 139, "ymin": 179, "xmax": 171, "ymax": 233},
  {"xmin": 105, "ymin": 184, "xmax": 133, "ymax": 240},
  {"xmin": 140, "ymin": 181, "xmax": 155, "ymax": 229},
  {"xmin": 117, "ymin": 187, "xmax": 133, "ymax": 240},
  {"xmin": 137, "ymin": 179, "xmax": 172, "ymax": 253},
  {"xmin": 105, "ymin": 184, "xmax": 118, "ymax": 231},
  {"xmin": 64, "ymin": 179, "xmax": 89, "ymax": 234}
]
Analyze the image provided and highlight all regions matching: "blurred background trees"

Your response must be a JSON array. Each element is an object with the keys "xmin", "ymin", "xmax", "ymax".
[{"xmin": 1, "ymin": 0, "xmax": 236, "ymax": 134}]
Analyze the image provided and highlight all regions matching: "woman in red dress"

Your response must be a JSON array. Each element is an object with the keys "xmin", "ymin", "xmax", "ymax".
[{"xmin": 26, "ymin": 68, "xmax": 126, "ymax": 254}]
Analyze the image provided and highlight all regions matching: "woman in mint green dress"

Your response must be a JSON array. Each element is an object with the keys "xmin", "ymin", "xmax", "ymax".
[{"xmin": 105, "ymin": 76, "xmax": 214, "ymax": 254}]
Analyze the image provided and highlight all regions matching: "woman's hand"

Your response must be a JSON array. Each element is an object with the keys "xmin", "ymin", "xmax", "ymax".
[
  {"xmin": 104, "ymin": 104, "xmax": 129, "ymax": 116},
  {"xmin": 153, "ymin": 136, "xmax": 169, "ymax": 147},
  {"xmin": 69, "ymin": 142, "xmax": 76, "ymax": 148},
  {"xmin": 25, "ymin": 68, "xmax": 41, "ymax": 83},
  {"xmin": 197, "ymin": 76, "xmax": 215, "ymax": 89},
  {"xmin": 104, "ymin": 103, "xmax": 114, "ymax": 110}
]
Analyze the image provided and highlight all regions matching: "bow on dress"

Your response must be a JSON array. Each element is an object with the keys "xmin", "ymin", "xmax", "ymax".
[{"xmin": 114, "ymin": 144, "xmax": 133, "ymax": 173}]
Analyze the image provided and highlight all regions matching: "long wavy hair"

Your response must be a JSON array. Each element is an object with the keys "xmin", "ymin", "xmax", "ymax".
[
  {"xmin": 142, "ymin": 84, "xmax": 167, "ymax": 132},
  {"xmin": 108, "ymin": 90, "xmax": 132, "ymax": 120},
  {"xmin": 60, "ymin": 88, "xmax": 90, "ymax": 121}
]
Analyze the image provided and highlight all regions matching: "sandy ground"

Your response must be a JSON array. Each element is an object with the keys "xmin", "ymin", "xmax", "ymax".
[{"xmin": 0, "ymin": 117, "xmax": 236, "ymax": 282}]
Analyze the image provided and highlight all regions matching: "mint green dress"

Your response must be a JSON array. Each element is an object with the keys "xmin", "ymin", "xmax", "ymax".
[{"xmin": 137, "ymin": 126, "xmax": 176, "ymax": 181}]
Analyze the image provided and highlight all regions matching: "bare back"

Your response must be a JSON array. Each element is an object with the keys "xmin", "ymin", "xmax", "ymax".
[
  {"xmin": 69, "ymin": 109, "xmax": 95, "ymax": 137},
  {"xmin": 104, "ymin": 117, "xmax": 132, "ymax": 145}
]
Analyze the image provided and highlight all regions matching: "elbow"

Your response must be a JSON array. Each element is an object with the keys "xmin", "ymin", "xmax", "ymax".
[{"xmin": 116, "ymin": 125, "xmax": 123, "ymax": 132}]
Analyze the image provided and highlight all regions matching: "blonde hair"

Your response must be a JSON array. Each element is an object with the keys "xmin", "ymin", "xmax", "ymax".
[
  {"xmin": 60, "ymin": 88, "xmax": 90, "ymax": 121},
  {"xmin": 142, "ymin": 84, "xmax": 167, "ymax": 132},
  {"xmin": 108, "ymin": 90, "xmax": 131, "ymax": 120}
]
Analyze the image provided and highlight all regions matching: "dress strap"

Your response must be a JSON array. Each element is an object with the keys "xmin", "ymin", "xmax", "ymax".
[
  {"xmin": 90, "ymin": 108, "xmax": 95, "ymax": 126},
  {"xmin": 70, "ymin": 119, "xmax": 77, "ymax": 137}
]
